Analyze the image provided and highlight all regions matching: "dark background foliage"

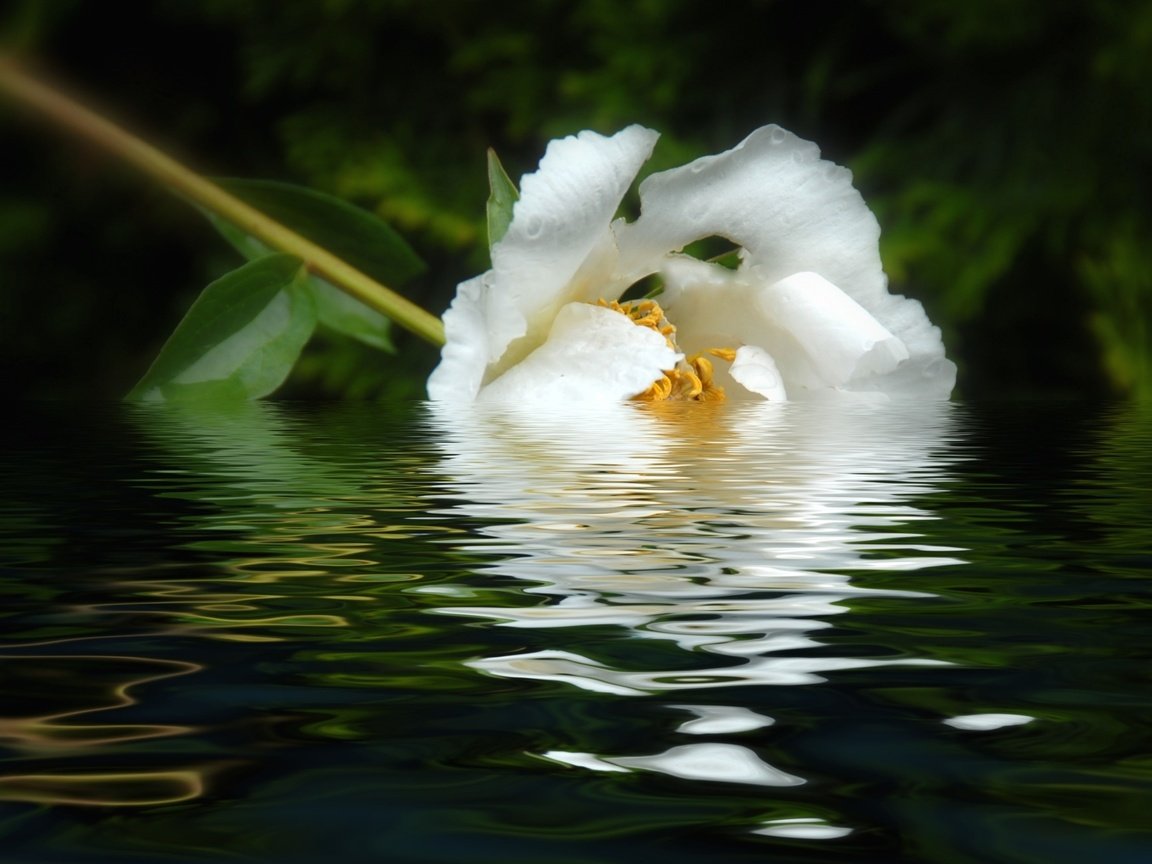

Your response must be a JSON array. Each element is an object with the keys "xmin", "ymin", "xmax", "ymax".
[{"xmin": 2, "ymin": 0, "xmax": 1149, "ymax": 401}]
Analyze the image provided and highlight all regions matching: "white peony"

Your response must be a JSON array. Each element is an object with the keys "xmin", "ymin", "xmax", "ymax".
[{"xmin": 427, "ymin": 125, "xmax": 955, "ymax": 403}]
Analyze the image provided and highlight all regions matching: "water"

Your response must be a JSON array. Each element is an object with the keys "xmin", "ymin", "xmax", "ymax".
[{"xmin": 1, "ymin": 400, "xmax": 1149, "ymax": 863}]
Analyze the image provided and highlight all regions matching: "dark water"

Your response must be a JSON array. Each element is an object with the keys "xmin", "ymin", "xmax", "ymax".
[{"xmin": 1, "ymin": 400, "xmax": 1149, "ymax": 863}]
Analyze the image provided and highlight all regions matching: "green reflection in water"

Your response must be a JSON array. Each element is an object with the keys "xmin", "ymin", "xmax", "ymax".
[{"xmin": 0, "ymin": 402, "xmax": 1149, "ymax": 863}]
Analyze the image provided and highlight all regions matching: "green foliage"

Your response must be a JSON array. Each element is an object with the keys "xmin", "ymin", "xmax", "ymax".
[
  {"xmin": 207, "ymin": 178, "xmax": 427, "ymax": 356},
  {"xmin": 307, "ymin": 280, "xmax": 394, "ymax": 354},
  {"xmin": 217, "ymin": 179, "xmax": 425, "ymax": 286},
  {"xmin": 127, "ymin": 255, "xmax": 315, "ymax": 402},
  {"xmin": 853, "ymin": 0, "xmax": 1152, "ymax": 397},
  {"xmin": 485, "ymin": 149, "xmax": 518, "ymax": 251},
  {"xmin": 1080, "ymin": 222, "xmax": 1152, "ymax": 400}
]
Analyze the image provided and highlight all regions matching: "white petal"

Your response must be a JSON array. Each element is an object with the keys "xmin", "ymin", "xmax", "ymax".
[
  {"xmin": 431, "ymin": 123, "xmax": 955, "ymax": 404},
  {"xmin": 729, "ymin": 345, "xmax": 788, "ymax": 401},
  {"xmin": 487, "ymin": 126, "xmax": 659, "ymax": 373},
  {"xmin": 618, "ymin": 125, "xmax": 885, "ymax": 309},
  {"xmin": 617, "ymin": 124, "xmax": 954, "ymax": 400},
  {"xmin": 660, "ymin": 258, "xmax": 913, "ymax": 395},
  {"xmin": 477, "ymin": 302, "xmax": 680, "ymax": 402},
  {"xmin": 756, "ymin": 271, "xmax": 908, "ymax": 387},
  {"xmin": 659, "ymin": 255, "xmax": 760, "ymax": 347},
  {"xmin": 427, "ymin": 274, "xmax": 495, "ymax": 401},
  {"xmin": 840, "ymin": 294, "xmax": 957, "ymax": 400}
]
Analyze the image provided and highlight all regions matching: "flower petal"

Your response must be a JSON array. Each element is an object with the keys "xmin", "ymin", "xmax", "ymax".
[
  {"xmin": 617, "ymin": 125, "xmax": 886, "ymax": 308},
  {"xmin": 427, "ymin": 274, "xmax": 490, "ymax": 402},
  {"xmin": 431, "ymin": 124, "xmax": 955, "ymax": 404},
  {"xmin": 477, "ymin": 302, "xmax": 681, "ymax": 403},
  {"xmin": 656, "ymin": 258, "xmax": 761, "ymax": 334},
  {"xmin": 487, "ymin": 125, "xmax": 659, "ymax": 372},
  {"xmin": 729, "ymin": 345, "xmax": 788, "ymax": 401},
  {"xmin": 618, "ymin": 125, "xmax": 954, "ymax": 399},
  {"xmin": 755, "ymin": 271, "xmax": 909, "ymax": 387},
  {"xmin": 428, "ymin": 127, "xmax": 658, "ymax": 403},
  {"xmin": 838, "ymin": 296, "xmax": 957, "ymax": 400},
  {"xmin": 660, "ymin": 257, "xmax": 916, "ymax": 396}
]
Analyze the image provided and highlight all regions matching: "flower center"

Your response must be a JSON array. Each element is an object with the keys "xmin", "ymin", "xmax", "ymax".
[{"xmin": 599, "ymin": 299, "xmax": 736, "ymax": 402}]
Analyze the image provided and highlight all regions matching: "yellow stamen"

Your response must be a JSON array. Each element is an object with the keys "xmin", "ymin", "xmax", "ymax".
[
  {"xmin": 635, "ymin": 373, "xmax": 674, "ymax": 402},
  {"xmin": 601, "ymin": 298, "xmax": 738, "ymax": 403}
]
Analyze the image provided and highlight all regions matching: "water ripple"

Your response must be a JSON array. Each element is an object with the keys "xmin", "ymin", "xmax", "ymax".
[
  {"xmin": 2, "ymin": 401, "xmax": 1148, "ymax": 861},
  {"xmin": 424, "ymin": 400, "xmax": 967, "ymax": 829}
]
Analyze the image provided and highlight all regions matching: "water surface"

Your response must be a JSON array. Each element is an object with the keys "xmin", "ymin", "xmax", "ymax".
[{"xmin": 1, "ymin": 401, "xmax": 1149, "ymax": 863}]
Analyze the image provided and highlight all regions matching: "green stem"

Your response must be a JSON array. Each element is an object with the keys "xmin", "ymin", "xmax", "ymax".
[{"xmin": 0, "ymin": 56, "xmax": 445, "ymax": 347}]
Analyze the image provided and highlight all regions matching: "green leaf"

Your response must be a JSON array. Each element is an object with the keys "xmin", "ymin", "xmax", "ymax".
[
  {"xmin": 309, "ymin": 280, "xmax": 394, "ymax": 352},
  {"xmin": 208, "ymin": 211, "xmax": 269, "ymax": 262},
  {"xmin": 486, "ymin": 148, "xmax": 519, "ymax": 250},
  {"xmin": 208, "ymin": 212, "xmax": 395, "ymax": 353},
  {"xmin": 127, "ymin": 254, "xmax": 317, "ymax": 402},
  {"xmin": 217, "ymin": 179, "xmax": 426, "ymax": 285},
  {"xmin": 207, "ymin": 179, "xmax": 419, "ymax": 352}
]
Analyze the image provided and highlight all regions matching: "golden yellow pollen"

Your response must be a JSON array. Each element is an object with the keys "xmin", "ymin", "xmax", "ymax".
[{"xmin": 600, "ymin": 298, "xmax": 737, "ymax": 403}]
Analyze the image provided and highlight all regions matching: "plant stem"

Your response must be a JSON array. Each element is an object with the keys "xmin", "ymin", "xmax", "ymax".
[{"xmin": 0, "ymin": 56, "xmax": 446, "ymax": 347}]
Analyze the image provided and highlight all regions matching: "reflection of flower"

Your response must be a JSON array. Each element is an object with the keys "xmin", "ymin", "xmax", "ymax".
[
  {"xmin": 427, "ymin": 400, "xmax": 964, "ymax": 693},
  {"xmin": 425, "ymin": 400, "xmax": 965, "ymax": 807},
  {"xmin": 429, "ymin": 126, "xmax": 956, "ymax": 403}
]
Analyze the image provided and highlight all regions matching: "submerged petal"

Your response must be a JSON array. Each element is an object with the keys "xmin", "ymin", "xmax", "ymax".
[
  {"xmin": 729, "ymin": 345, "xmax": 788, "ymax": 401},
  {"xmin": 477, "ymin": 302, "xmax": 681, "ymax": 402}
]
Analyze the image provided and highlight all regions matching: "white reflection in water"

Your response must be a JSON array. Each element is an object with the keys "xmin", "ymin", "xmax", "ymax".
[
  {"xmin": 942, "ymin": 713, "xmax": 1035, "ymax": 731},
  {"xmin": 427, "ymin": 401, "xmax": 965, "ymax": 804},
  {"xmin": 545, "ymin": 743, "xmax": 805, "ymax": 787},
  {"xmin": 753, "ymin": 818, "xmax": 855, "ymax": 840},
  {"xmin": 672, "ymin": 704, "xmax": 775, "ymax": 734}
]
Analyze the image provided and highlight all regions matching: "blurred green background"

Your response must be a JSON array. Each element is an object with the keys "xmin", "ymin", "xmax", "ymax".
[{"xmin": 2, "ymin": 0, "xmax": 1149, "ymax": 401}]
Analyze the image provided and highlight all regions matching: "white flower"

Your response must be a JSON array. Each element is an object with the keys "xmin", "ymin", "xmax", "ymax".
[{"xmin": 427, "ymin": 125, "xmax": 955, "ymax": 403}]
